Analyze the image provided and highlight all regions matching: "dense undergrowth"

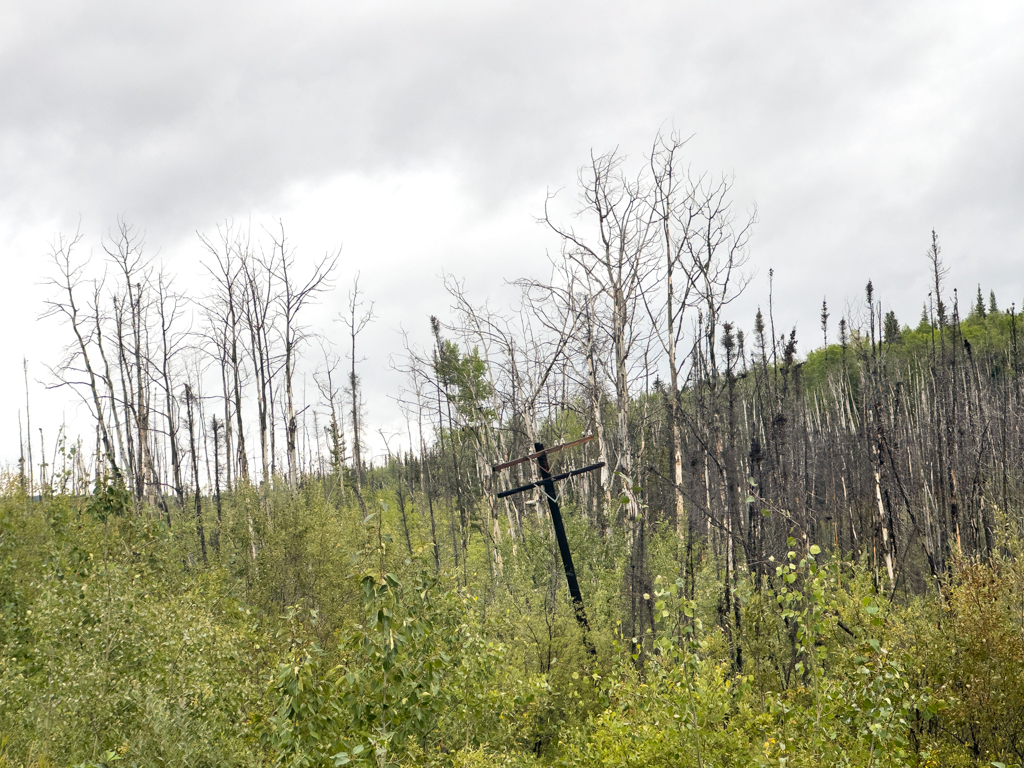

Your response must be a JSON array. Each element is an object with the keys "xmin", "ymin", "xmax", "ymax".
[{"xmin": 1, "ymin": 476, "xmax": 1023, "ymax": 768}]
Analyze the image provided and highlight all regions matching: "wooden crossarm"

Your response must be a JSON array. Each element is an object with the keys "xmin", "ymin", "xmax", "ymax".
[
  {"xmin": 495, "ymin": 461, "xmax": 605, "ymax": 498},
  {"xmin": 491, "ymin": 434, "xmax": 595, "ymax": 473}
]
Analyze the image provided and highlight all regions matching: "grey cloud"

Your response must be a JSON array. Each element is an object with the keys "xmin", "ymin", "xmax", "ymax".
[
  {"xmin": 2, "ymin": 0, "xmax": 1023, "ymax": 328},
  {"xmin": 5, "ymin": 0, "xmax": 1024, "ymax": 469}
]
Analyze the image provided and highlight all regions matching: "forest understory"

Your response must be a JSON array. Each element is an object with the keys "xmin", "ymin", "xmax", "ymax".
[{"xmin": 3, "ymin": 446, "xmax": 1024, "ymax": 768}]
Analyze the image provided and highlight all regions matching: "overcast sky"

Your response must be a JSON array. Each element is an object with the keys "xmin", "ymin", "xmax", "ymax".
[{"xmin": 2, "ymin": 0, "xmax": 1023, "ymax": 468}]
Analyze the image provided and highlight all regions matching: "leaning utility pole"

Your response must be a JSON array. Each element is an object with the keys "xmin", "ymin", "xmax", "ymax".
[{"xmin": 494, "ymin": 435, "xmax": 603, "ymax": 654}]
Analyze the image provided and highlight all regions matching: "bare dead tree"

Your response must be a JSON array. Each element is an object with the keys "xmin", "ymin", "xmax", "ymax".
[
  {"xmin": 200, "ymin": 223, "xmax": 250, "ymax": 484},
  {"xmin": 543, "ymin": 148, "xmax": 660, "ymax": 648},
  {"xmin": 184, "ymin": 381, "xmax": 207, "ymax": 565},
  {"xmin": 41, "ymin": 230, "xmax": 121, "ymax": 481},
  {"xmin": 340, "ymin": 274, "xmax": 375, "ymax": 498},
  {"xmin": 544, "ymin": 150, "xmax": 659, "ymax": 527},
  {"xmin": 314, "ymin": 340, "xmax": 348, "ymax": 500},
  {"xmin": 23, "ymin": 359, "xmax": 34, "ymax": 495},
  {"xmin": 240, "ymin": 243, "xmax": 278, "ymax": 486},
  {"xmin": 268, "ymin": 222, "xmax": 338, "ymax": 488},
  {"xmin": 212, "ymin": 415, "xmax": 223, "ymax": 551},
  {"xmin": 105, "ymin": 219, "xmax": 156, "ymax": 502},
  {"xmin": 154, "ymin": 268, "xmax": 188, "ymax": 506},
  {"xmin": 394, "ymin": 330, "xmax": 441, "ymax": 571}
]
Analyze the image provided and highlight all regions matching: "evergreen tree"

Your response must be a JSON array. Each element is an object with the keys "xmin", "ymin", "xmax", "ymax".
[
  {"xmin": 883, "ymin": 310, "xmax": 901, "ymax": 344},
  {"xmin": 820, "ymin": 298, "xmax": 829, "ymax": 346},
  {"xmin": 973, "ymin": 284, "xmax": 987, "ymax": 318},
  {"xmin": 918, "ymin": 302, "xmax": 930, "ymax": 331}
]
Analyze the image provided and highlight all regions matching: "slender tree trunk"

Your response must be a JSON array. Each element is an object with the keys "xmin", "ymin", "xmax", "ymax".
[
  {"xmin": 185, "ymin": 384, "xmax": 207, "ymax": 565},
  {"xmin": 212, "ymin": 416, "xmax": 223, "ymax": 553}
]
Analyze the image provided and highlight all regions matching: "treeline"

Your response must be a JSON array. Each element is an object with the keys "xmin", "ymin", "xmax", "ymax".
[
  {"xmin": 35, "ymin": 133, "xmax": 1024, "ymax": 623},
  {"xmin": 36, "ymin": 134, "xmax": 1024, "ymax": 644}
]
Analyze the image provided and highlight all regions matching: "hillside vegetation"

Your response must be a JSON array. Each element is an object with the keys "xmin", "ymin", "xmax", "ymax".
[{"xmin": 3, "ymin": 448, "xmax": 1024, "ymax": 767}]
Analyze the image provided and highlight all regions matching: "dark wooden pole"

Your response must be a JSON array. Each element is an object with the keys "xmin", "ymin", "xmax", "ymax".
[{"xmin": 535, "ymin": 443, "xmax": 595, "ymax": 653}]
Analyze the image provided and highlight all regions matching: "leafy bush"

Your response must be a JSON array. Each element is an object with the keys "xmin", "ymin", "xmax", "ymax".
[
  {"xmin": 0, "ymin": 497, "xmax": 265, "ymax": 766},
  {"xmin": 265, "ymin": 563, "xmax": 506, "ymax": 767}
]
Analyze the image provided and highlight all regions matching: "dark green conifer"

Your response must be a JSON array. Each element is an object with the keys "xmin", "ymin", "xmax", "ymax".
[
  {"xmin": 883, "ymin": 310, "xmax": 901, "ymax": 344},
  {"xmin": 918, "ymin": 303, "xmax": 930, "ymax": 331}
]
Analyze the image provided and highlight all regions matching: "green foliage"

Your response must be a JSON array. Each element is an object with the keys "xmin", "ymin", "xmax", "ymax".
[
  {"xmin": 883, "ymin": 310, "xmax": 901, "ymax": 344},
  {"xmin": 246, "ymin": 480, "xmax": 364, "ymax": 637},
  {"xmin": 85, "ymin": 477, "xmax": 132, "ymax": 522},
  {"xmin": 558, "ymin": 575, "xmax": 757, "ymax": 767},
  {"xmin": 3, "ymin": 477, "xmax": 1023, "ymax": 767},
  {"xmin": 264, "ymin": 563, "xmax": 507, "ymax": 767},
  {"xmin": 0, "ymin": 495, "xmax": 265, "ymax": 765},
  {"xmin": 800, "ymin": 304, "xmax": 1020, "ymax": 394},
  {"xmin": 553, "ymin": 550, "xmax": 957, "ymax": 767},
  {"xmin": 899, "ymin": 561, "xmax": 1024, "ymax": 764},
  {"xmin": 435, "ymin": 340, "xmax": 495, "ymax": 424}
]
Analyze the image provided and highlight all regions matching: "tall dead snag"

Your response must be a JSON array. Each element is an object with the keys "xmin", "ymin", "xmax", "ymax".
[
  {"xmin": 112, "ymin": 291, "xmax": 138, "ymax": 494},
  {"xmin": 269, "ymin": 223, "xmax": 338, "ymax": 488},
  {"xmin": 42, "ymin": 231, "xmax": 122, "ymax": 482},
  {"xmin": 341, "ymin": 274, "xmax": 374, "ymax": 503},
  {"xmin": 93, "ymin": 281, "xmax": 129, "ymax": 482},
  {"xmin": 23, "ymin": 359, "xmax": 34, "ymax": 495},
  {"xmin": 201, "ymin": 224, "xmax": 250, "ymax": 485},
  {"xmin": 212, "ymin": 416, "xmax": 223, "ymax": 552},
  {"xmin": 544, "ymin": 148, "xmax": 658, "ymax": 646},
  {"xmin": 578, "ymin": 289, "xmax": 611, "ymax": 526},
  {"xmin": 396, "ymin": 336, "xmax": 441, "ymax": 571},
  {"xmin": 240, "ymin": 244, "xmax": 277, "ymax": 486},
  {"xmin": 154, "ymin": 269, "xmax": 187, "ymax": 506},
  {"xmin": 676, "ymin": 164, "xmax": 753, "ymax": 668},
  {"xmin": 105, "ymin": 220, "xmax": 156, "ymax": 502},
  {"xmin": 928, "ymin": 231, "xmax": 963, "ymax": 563},
  {"xmin": 859, "ymin": 283, "xmax": 898, "ymax": 587},
  {"xmin": 202, "ymin": 226, "xmax": 259, "ymax": 563},
  {"xmin": 647, "ymin": 135, "xmax": 697, "ymax": 544},
  {"xmin": 314, "ymin": 343, "xmax": 347, "ymax": 501},
  {"xmin": 184, "ymin": 382, "xmax": 207, "ymax": 565}
]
